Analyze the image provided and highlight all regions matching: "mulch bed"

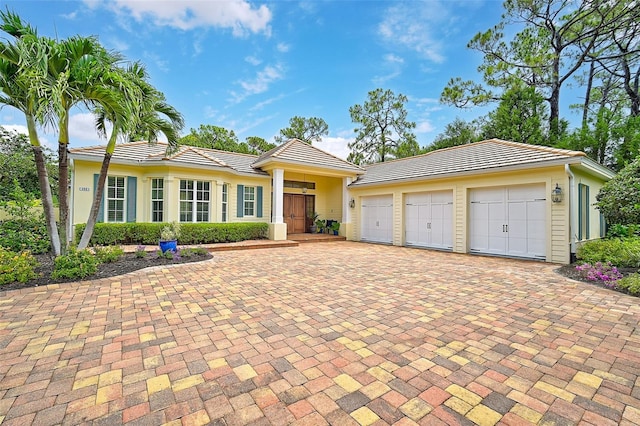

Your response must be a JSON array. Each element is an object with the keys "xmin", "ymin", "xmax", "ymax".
[
  {"xmin": 555, "ymin": 263, "xmax": 639, "ymax": 294},
  {"xmin": 1, "ymin": 251, "xmax": 213, "ymax": 293}
]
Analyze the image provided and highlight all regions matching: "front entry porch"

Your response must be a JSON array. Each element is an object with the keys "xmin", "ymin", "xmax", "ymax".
[{"xmin": 287, "ymin": 233, "xmax": 346, "ymax": 243}]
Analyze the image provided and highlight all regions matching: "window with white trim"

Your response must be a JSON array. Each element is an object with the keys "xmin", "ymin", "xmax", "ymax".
[
  {"xmin": 180, "ymin": 180, "xmax": 210, "ymax": 222},
  {"xmin": 244, "ymin": 186, "xmax": 255, "ymax": 217},
  {"xmin": 578, "ymin": 183, "xmax": 590, "ymax": 240},
  {"xmin": 106, "ymin": 176, "xmax": 125, "ymax": 222},
  {"xmin": 222, "ymin": 183, "xmax": 228, "ymax": 222},
  {"xmin": 151, "ymin": 178, "xmax": 164, "ymax": 222}
]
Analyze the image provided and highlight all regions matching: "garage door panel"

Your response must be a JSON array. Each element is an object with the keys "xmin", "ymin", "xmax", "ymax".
[
  {"xmin": 361, "ymin": 195, "xmax": 393, "ymax": 244},
  {"xmin": 405, "ymin": 191, "xmax": 453, "ymax": 250},
  {"xmin": 470, "ymin": 185, "xmax": 546, "ymax": 260}
]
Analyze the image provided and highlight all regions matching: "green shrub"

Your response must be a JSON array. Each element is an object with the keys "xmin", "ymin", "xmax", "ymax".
[
  {"xmin": 607, "ymin": 224, "xmax": 640, "ymax": 239},
  {"xmin": 596, "ymin": 157, "xmax": 640, "ymax": 225},
  {"xmin": 179, "ymin": 247, "xmax": 208, "ymax": 257},
  {"xmin": 135, "ymin": 245, "xmax": 147, "ymax": 258},
  {"xmin": 618, "ymin": 273, "xmax": 640, "ymax": 296},
  {"xmin": 0, "ymin": 248, "xmax": 39, "ymax": 285},
  {"xmin": 75, "ymin": 222, "xmax": 268, "ymax": 246},
  {"xmin": 94, "ymin": 246, "xmax": 124, "ymax": 263},
  {"xmin": 51, "ymin": 248, "xmax": 98, "ymax": 280},
  {"xmin": 0, "ymin": 218, "xmax": 50, "ymax": 254},
  {"xmin": 576, "ymin": 237, "xmax": 640, "ymax": 268}
]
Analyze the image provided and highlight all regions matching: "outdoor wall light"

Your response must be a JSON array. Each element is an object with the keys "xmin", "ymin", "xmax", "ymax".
[
  {"xmin": 349, "ymin": 198, "xmax": 355, "ymax": 208},
  {"xmin": 551, "ymin": 183, "xmax": 563, "ymax": 203}
]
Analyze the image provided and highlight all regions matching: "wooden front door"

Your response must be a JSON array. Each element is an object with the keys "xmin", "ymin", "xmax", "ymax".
[{"xmin": 284, "ymin": 194, "xmax": 306, "ymax": 233}]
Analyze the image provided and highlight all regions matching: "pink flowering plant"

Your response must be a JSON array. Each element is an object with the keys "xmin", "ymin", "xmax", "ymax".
[{"xmin": 575, "ymin": 262, "xmax": 623, "ymax": 288}]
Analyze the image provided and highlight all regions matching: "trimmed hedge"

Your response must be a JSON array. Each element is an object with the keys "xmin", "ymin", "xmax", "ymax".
[
  {"xmin": 75, "ymin": 222, "xmax": 269, "ymax": 246},
  {"xmin": 576, "ymin": 237, "xmax": 640, "ymax": 268}
]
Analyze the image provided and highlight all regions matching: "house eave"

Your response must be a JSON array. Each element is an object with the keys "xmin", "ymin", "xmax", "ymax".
[
  {"xmin": 349, "ymin": 158, "xmax": 584, "ymax": 188},
  {"xmin": 69, "ymin": 154, "xmax": 269, "ymax": 178},
  {"xmin": 254, "ymin": 157, "xmax": 365, "ymax": 177}
]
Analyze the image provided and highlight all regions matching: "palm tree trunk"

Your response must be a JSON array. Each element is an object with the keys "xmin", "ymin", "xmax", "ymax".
[
  {"xmin": 58, "ymin": 111, "xmax": 70, "ymax": 253},
  {"xmin": 26, "ymin": 115, "xmax": 61, "ymax": 256},
  {"xmin": 77, "ymin": 153, "xmax": 111, "ymax": 249},
  {"xmin": 78, "ymin": 123, "xmax": 121, "ymax": 249}
]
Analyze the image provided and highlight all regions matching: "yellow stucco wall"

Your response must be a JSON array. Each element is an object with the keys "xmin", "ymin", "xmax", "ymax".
[
  {"xmin": 572, "ymin": 168, "xmax": 607, "ymax": 247},
  {"xmin": 348, "ymin": 165, "xmax": 581, "ymax": 264},
  {"xmin": 282, "ymin": 172, "xmax": 343, "ymax": 222},
  {"xmin": 71, "ymin": 160, "xmax": 271, "ymax": 225}
]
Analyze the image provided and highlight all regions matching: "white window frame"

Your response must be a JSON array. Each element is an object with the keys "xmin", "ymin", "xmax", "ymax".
[
  {"xmin": 222, "ymin": 183, "xmax": 228, "ymax": 222},
  {"xmin": 151, "ymin": 178, "xmax": 164, "ymax": 223},
  {"xmin": 106, "ymin": 176, "xmax": 126, "ymax": 223},
  {"xmin": 180, "ymin": 179, "xmax": 210, "ymax": 222},
  {"xmin": 244, "ymin": 186, "xmax": 255, "ymax": 217}
]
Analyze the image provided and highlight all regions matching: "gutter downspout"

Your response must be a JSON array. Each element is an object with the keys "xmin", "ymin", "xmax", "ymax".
[{"xmin": 565, "ymin": 164, "xmax": 576, "ymax": 262}]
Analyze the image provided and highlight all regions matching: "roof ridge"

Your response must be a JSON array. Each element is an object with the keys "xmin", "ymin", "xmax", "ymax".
[
  {"xmin": 310, "ymin": 139, "xmax": 365, "ymax": 170},
  {"xmin": 190, "ymin": 147, "xmax": 230, "ymax": 167},
  {"xmin": 485, "ymin": 138, "xmax": 585, "ymax": 157}
]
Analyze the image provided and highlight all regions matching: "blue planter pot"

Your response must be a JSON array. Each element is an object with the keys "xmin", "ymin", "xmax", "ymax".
[{"xmin": 159, "ymin": 240, "xmax": 177, "ymax": 253}]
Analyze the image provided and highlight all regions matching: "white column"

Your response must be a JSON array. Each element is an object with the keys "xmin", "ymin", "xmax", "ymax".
[
  {"xmin": 342, "ymin": 176, "xmax": 353, "ymax": 223},
  {"xmin": 272, "ymin": 168, "xmax": 284, "ymax": 223}
]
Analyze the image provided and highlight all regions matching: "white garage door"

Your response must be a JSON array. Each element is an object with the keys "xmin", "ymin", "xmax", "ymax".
[
  {"xmin": 405, "ymin": 191, "xmax": 453, "ymax": 250},
  {"xmin": 361, "ymin": 195, "xmax": 393, "ymax": 244},
  {"xmin": 469, "ymin": 184, "xmax": 546, "ymax": 260}
]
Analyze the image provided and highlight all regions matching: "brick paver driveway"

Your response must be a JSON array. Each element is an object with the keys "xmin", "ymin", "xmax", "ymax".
[{"xmin": 1, "ymin": 242, "xmax": 640, "ymax": 425}]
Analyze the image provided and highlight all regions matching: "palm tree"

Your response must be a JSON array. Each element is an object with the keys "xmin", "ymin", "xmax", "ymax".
[
  {"xmin": 77, "ymin": 63, "xmax": 183, "ymax": 249},
  {"xmin": 0, "ymin": 14, "xmax": 61, "ymax": 255},
  {"xmin": 43, "ymin": 36, "xmax": 124, "ymax": 253}
]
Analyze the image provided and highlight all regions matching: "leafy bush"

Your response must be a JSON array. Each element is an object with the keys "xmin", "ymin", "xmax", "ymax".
[
  {"xmin": 0, "ymin": 248, "xmax": 39, "ymax": 285},
  {"xmin": 618, "ymin": 273, "xmax": 640, "ymax": 296},
  {"xmin": 596, "ymin": 157, "xmax": 640, "ymax": 225},
  {"xmin": 606, "ymin": 224, "xmax": 640, "ymax": 239},
  {"xmin": 135, "ymin": 245, "xmax": 147, "ymax": 258},
  {"xmin": 75, "ymin": 222, "xmax": 269, "ymax": 246},
  {"xmin": 180, "ymin": 247, "xmax": 208, "ymax": 258},
  {"xmin": 577, "ymin": 237, "xmax": 640, "ymax": 268},
  {"xmin": 93, "ymin": 246, "xmax": 124, "ymax": 263},
  {"xmin": 0, "ymin": 218, "xmax": 50, "ymax": 254},
  {"xmin": 51, "ymin": 248, "xmax": 98, "ymax": 280}
]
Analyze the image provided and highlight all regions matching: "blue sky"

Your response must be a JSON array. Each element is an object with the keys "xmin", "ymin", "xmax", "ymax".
[{"xmin": 1, "ymin": 0, "xmax": 528, "ymax": 158}]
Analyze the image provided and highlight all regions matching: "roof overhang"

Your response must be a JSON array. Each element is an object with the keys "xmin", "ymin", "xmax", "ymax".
[
  {"xmin": 70, "ymin": 154, "xmax": 270, "ymax": 179},
  {"xmin": 349, "ymin": 157, "xmax": 609, "ymax": 188},
  {"xmin": 256, "ymin": 159, "xmax": 364, "ymax": 178}
]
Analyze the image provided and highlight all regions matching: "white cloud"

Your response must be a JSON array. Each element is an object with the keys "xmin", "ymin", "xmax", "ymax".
[
  {"xmin": 372, "ymin": 53, "xmax": 405, "ymax": 84},
  {"xmin": 249, "ymin": 94, "xmax": 286, "ymax": 111},
  {"xmin": 97, "ymin": 0, "xmax": 272, "ymax": 36},
  {"xmin": 378, "ymin": 2, "xmax": 447, "ymax": 63},
  {"xmin": 315, "ymin": 136, "xmax": 354, "ymax": 160},
  {"xmin": 276, "ymin": 42, "xmax": 290, "ymax": 53},
  {"xmin": 416, "ymin": 120, "xmax": 435, "ymax": 134},
  {"xmin": 143, "ymin": 51, "xmax": 170, "ymax": 72},
  {"xmin": 1, "ymin": 124, "xmax": 57, "ymax": 150},
  {"xmin": 106, "ymin": 37, "xmax": 129, "ymax": 52},
  {"xmin": 372, "ymin": 71, "xmax": 401, "ymax": 85},
  {"xmin": 384, "ymin": 53, "xmax": 404, "ymax": 64},
  {"xmin": 68, "ymin": 113, "xmax": 110, "ymax": 144},
  {"xmin": 230, "ymin": 64, "xmax": 285, "ymax": 103},
  {"xmin": 245, "ymin": 55, "xmax": 262, "ymax": 66},
  {"xmin": 236, "ymin": 114, "xmax": 278, "ymax": 135}
]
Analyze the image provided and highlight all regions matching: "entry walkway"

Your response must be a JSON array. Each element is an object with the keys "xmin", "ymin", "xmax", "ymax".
[{"xmin": 1, "ymin": 242, "xmax": 639, "ymax": 425}]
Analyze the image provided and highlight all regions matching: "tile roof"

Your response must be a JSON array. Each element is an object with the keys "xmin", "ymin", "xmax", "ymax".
[
  {"xmin": 252, "ymin": 138, "xmax": 364, "ymax": 173},
  {"xmin": 69, "ymin": 141, "xmax": 268, "ymax": 176},
  {"xmin": 350, "ymin": 139, "xmax": 588, "ymax": 187}
]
